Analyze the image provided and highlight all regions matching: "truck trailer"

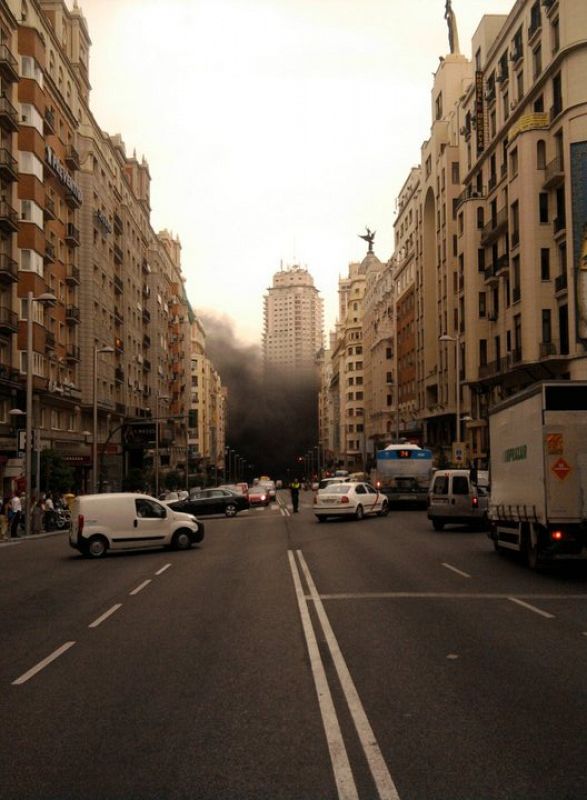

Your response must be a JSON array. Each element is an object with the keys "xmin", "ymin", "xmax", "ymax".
[{"xmin": 488, "ymin": 381, "xmax": 587, "ymax": 568}]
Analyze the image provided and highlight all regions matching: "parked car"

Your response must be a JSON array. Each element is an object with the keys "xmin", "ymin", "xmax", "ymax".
[
  {"xmin": 427, "ymin": 469, "xmax": 489, "ymax": 531},
  {"xmin": 248, "ymin": 485, "xmax": 270, "ymax": 506},
  {"xmin": 314, "ymin": 482, "xmax": 389, "ymax": 522},
  {"xmin": 69, "ymin": 493, "xmax": 204, "ymax": 558},
  {"xmin": 169, "ymin": 488, "xmax": 249, "ymax": 518},
  {"xmin": 159, "ymin": 490, "xmax": 189, "ymax": 501}
]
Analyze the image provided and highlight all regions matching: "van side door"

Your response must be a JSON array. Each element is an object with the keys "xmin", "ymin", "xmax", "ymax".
[{"xmin": 130, "ymin": 498, "xmax": 168, "ymax": 549}]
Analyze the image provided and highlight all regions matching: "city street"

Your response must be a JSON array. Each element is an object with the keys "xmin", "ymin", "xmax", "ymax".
[{"xmin": 1, "ymin": 490, "xmax": 586, "ymax": 800}]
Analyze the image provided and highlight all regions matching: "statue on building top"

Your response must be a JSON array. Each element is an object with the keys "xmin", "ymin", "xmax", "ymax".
[
  {"xmin": 359, "ymin": 227, "xmax": 375, "ymax": 254},
  {"xmin": 444, "ymin": 0, "xmax": 460, "ymax": 55}
]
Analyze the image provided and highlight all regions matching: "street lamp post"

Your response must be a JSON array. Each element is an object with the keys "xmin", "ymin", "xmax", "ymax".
[
  {"xmin": 155, "ymin": 395, "xmax": 170, "ymax": 498},
  {"xmin": 92, "ymin": 345, "xmax": 115, "ymax": 493},
  {"xmin": 24, "ymin": 292, "xmax": 56, "ymax": 537},
  {"xmin": 439, "ymin": 334, "xmax": 461, "ymax": 443}
]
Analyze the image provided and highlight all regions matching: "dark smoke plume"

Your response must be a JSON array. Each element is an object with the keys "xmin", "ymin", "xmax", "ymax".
[{"xmin": 199, "ymin": 311, "xmax": 319, "ymax": 480}]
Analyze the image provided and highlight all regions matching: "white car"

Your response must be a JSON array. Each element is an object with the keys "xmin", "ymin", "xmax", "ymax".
[{"xmin": 314, "ymin": 482, "xmax": 389, "ymax": 522}]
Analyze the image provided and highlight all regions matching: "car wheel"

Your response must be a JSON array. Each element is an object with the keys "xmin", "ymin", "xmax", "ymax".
[
  {"xmin": 355, "ymin": 504, "xmax": 364, "ymax": 521},
  {"xmin": 172, "ymin": 529, "xmax": 192, "ymax": 551},
  {"xmin": 225, "ymin": 504, "xmax": 238, "ymax": 517},
  {"xmin": 85, "ymin": 535, "xmax": 108, "ymax": 558},
  {"xmin": 378, "ymin": 501, "xmax": 389, "ymax": 517},
  {"xmin": 432, "ymin": 519, "xmax": 444, "ymax": 531}
]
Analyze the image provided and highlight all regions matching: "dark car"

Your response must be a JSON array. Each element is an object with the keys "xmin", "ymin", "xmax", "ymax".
[{"xmin": 168, "ymin": 488, "xmax": 249, "ymax": 518}]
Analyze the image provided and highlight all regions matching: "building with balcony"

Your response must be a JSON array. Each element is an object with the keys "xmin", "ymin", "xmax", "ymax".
[{"xmin": 262, "ymin": 264, "xmax": 324, "ymax": 377}]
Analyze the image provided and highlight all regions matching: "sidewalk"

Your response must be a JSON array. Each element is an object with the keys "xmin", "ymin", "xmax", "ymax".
[{"xmin": 0, "ymin": 527, "xmax": 66, "ymax": 545}]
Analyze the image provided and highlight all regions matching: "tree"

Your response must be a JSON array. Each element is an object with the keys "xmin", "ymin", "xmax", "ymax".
[
  {"xmin": 40, "ymin": 450, "xmax": 75, "ymax": 494},
  {"xmin": 122, "ymin": 468, "xmax": 147, "ymax": 492}
]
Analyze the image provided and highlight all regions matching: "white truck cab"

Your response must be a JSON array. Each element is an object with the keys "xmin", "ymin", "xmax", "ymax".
[{"xmin": 69, "ymin": 493, "xmax": 204, "ymax": 558}]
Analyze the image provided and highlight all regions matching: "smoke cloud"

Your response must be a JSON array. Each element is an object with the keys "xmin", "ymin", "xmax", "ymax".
[{"xmin": 199, "ymin": 311, "xmax": 319, "ymax": 480}]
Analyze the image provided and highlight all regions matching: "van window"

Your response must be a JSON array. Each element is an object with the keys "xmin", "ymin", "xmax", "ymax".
[
  {"xmin": 135, "ymin": 499, "xmax": 166, "ymax": 519},
  {"xmin": 432, "ymin": 475, "xmax": 449, "ymax": 495},
  {"xmin": 452, "ymin": 476, "xmax": 470, "ymax": 495}
]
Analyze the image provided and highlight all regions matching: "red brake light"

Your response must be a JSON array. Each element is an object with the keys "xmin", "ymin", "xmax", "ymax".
[
  {"xmin": 472, "ymin": 497, "xmax": 479, "ymax": 508},
  {"xmin": 77, "ymin": 514, "xmax": 84, "ymax": 534},
  {"xmin": 551, "ymin": 529, "xmax": 564, "ymax": 541},
  {"xmin": 341, "ymin": 496, "xmax": 349, "ymax": 504}
]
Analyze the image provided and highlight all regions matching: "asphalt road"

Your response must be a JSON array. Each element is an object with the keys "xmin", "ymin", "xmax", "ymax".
[{"xmin": 1, "ymin": 490, "xmax": 586, "ymax": 800}]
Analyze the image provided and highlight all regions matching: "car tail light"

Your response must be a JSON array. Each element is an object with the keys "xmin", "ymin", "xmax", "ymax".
[
  {"xmin": 376, "ymin": 480, "xmax": 381, "ymax": 489},
  {"xmin": 472, "ymin": 496, "xmax": 479, "ymax": 508},
  {"xmin": 77, "ymin": 514, "xmax": 84, "ymax": 535},
  {"xmin": 341, "ymin": 496, "xmax": 349, "ymax": 504}
]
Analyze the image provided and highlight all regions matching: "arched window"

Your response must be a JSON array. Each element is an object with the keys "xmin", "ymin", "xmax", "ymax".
[{"xmin": 537, "ymin": 139, "xmax": 546, "ymax": 170}]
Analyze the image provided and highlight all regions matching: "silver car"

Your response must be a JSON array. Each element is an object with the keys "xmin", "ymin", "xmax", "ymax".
[{"xmin": 427, "ymin": 469, "xmax": 489, "ymax": 531}]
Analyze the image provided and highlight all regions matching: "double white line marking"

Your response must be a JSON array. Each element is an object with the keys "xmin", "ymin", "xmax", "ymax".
[{"xmin": 288, "ymin": 550, "xmax": 400, "ymax": 800}]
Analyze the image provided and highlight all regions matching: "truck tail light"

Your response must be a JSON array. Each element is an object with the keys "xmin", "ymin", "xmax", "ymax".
[
  {"xmin": 550, "ymin": 529, "xmax": 564, "ymax": 541},
  {"xmin": 77, "ymin": 514, "xmax": 84, "ymax": 535}
]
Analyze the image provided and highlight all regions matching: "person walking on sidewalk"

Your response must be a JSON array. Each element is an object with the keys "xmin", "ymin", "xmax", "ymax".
[
  {"xmin": 9, "ymin": 491, "xmax": 22, "ymax": 538},
  {"xmin": 290, "ymin": 478, "xmax": 301, "ymax": 513}
]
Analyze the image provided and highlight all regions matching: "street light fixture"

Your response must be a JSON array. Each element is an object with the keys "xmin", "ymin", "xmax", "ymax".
[
  {"xmin": 155, "ymin": 394, "xmax": 170, "ymax": 498},
  {"xmin": 92, "ymin": 345, "xmax": 115, "ymax": 493},
  {"xmin": 24, "ymin": 292, "xmax": 57, "ymax": 537},
  {"xmin": 439, "ymin": 333, "xmax": 461, "ymax": 444}
]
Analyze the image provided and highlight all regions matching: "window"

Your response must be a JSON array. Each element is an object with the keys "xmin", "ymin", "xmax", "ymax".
[
  {"xmin": 21, "ymin": 199, "xmax": 43, "ymax": 228},
  {"xmin": 479, "ymin": 339, "xmax": 488, "ymax": 367},
  {"xmin": 533, "ymin": 45, "xmax": 542, "ymax": 79},
  {"xmin": 537, "ymin": 140, "xmax": 546, "ymax": 170},
  {"xmin": 479, "ymin": 292, "xmax": 486, "ymax": 316},
  {"xmin": 478, "ymin": 249, "xmax": 486, "ymax": 272},
  {"xmin": 20, "ymin": 249, "xmax": 44, "ymax": 277},
  {"xmin": 451, "ymin": 162, "xmax": 459, "ymax": 184},
  {"xmin": 539, "ymin": 193, "xmax": 549, "ymax": 223},
  {"xmin": 21, "ymin": 55, "xmax": 43, "ymax": 85},
  {"xmin": 18, "ymin": 151, "xmax": 44, "ymax": 182},
  {"xmin": 452, "ymin": 476, "xmax": 469, "ymax": 495},
  {"xmin": 542, "ymin": 309, "xmax": 552, "ymax": 343},
  {"xmin": 541, "ymin": 248, "xmax": 550, "ymax": 280}
]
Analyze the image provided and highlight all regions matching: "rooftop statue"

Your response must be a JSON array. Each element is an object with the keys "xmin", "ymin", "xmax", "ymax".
[
  {"xmin": 359, "ymin": 227, "xmax": 375, "ymax": 254},
  {"xmin": 445, "ymin": 0, "xmax": 460, "ymax": 55}
]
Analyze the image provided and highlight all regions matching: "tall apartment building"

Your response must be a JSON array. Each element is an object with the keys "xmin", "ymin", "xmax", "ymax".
[
  {"xmin": 262, "ymin": 264, "xmax": 324, "ymax": 376},
  {"xmin": 0, "ymin": 0, "xmax": 225, "ymax": 494}
]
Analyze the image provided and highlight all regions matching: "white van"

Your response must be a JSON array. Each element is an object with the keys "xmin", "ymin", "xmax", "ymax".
[
  {"xmin": 69, "ymin": 493, "xmax": 204, "ymax": 558},
  {"xmin": 427, "ymin": 469, "xmax": 489, "ymax": 531}
]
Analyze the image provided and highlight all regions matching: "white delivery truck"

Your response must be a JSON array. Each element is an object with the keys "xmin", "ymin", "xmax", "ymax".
[
  {"xmin": 371, "ymin": 443, "xmax": 434, "ymax": 507},
  {"xmin": 488, "ymin": 381, "xmax": 587, "ymax": 567}
]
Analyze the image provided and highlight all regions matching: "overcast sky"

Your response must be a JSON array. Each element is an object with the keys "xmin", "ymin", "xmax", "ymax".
[{"xmin": 78, "ymin": 0, "xmax": 514, "ymax": 344}]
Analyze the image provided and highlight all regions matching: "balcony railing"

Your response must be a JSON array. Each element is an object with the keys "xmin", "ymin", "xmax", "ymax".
[
  {"xmin": 0, "ymin": 95, "xmax": 19, "ymax": 132},
  {"xmin": 0, "ymin": 305, "xmax": 18, "ymax": 334},
  {"xmin": 553, "ymin": 216, "xmax": 566, "ymax": 235},
  {"xmin": 45, "ymin": 331, "xmax": 56, "ymax": 351},
  {"xmin": 65, "ymin": 222, "xmax": 80, "ymax": 246},
  {"xmin": 480, "ymin": 207, "xmax": 508, "ymax": 245},
  {"xmin": 142, "ymin": 308, "xmax": 151, "ymax": 323},
  {"xmin": 113, "ymin": 275, "xmax": 123, "ymax": 294},
  {"xmin": 540, "ymin": 341, "xmax": 557, "ymax": 358},
  {"xmin": 64, "ymin": 146, "xmax": 80, "ymax": 171},
  {"xmin": 512, "ymin": 286, "xmax": 521, "ymax": 303},
  {"xmin": 0, "ymin": 148, "xmax": 17, "ymax": 182},
  {"xmin": 543, "ymin": 156, "xmax": 564, "ymax": 189},
  {"xmin": 44, "ymin": 195, "xmax": 56, "ymax": 220},
  {"xmin": 113, "ymin": 244, "xmax": 123, "ymax": 263},
  {"xmin": 66, "ymin": 345, "xmax": 81, "ymax": 362},
  {"xmin": 0, "ymin": 252, "xmax": 18, "ymax": 284},
  {"xmin": 0, "ymin": 44, "xmax": 19, "ymax": 83},
  {"xmin": 65, "ymin": 264, "xmax": 80, "ymax": 285},
  {"xmin": 555, "ymin": 272, "xmax": 567, "ymax": 293},
  {"xmin": 65, "ymin": 305, "xmax": 81, "ymax": 324},
  {"xmin": 0, "ymin": 201, "xmax": 18, "ymax": 233},
  {"xmin": 43, "ymin": 108, "xmax": 55, "ymax": 134},
  {"xmin": 44, "ymin": 242, "xmax": 56, "ymax": 263}
]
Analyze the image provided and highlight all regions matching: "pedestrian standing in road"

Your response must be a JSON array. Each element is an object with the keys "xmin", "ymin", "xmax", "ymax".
[
  {"xmin": 290, "ymin": 478, "xmax": 301, "ymax": 513},
  {"xmin": 9, "ymin": 491, "xmax": 22, "ymax": 538}
]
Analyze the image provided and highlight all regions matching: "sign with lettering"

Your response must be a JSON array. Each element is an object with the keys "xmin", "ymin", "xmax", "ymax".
[
  {"xmin": 475, "ymin": 71, "xmax": 485, "ymax": 155},
  {"xmin": 45, "ymin": 145, "xmax": 83, "ymax": 205}
]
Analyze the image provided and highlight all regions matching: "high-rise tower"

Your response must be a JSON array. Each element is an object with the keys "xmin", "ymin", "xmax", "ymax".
[{"xmin": 262, "ymin": 265, "xmax": 324, "ymax": 375}]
